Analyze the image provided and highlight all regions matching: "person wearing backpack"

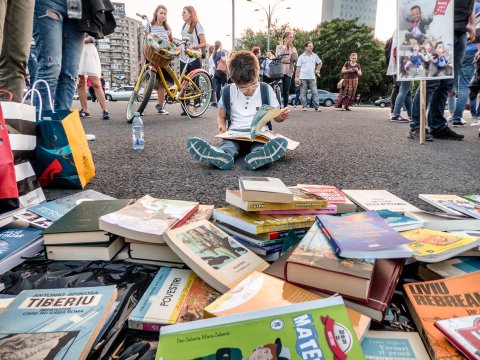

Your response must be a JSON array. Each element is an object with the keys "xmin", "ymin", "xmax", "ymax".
[
  {"xmin": 213, "ymin": 41, "xmax": 228, "ymax": 107},
  {"xmin": 187, "ymin": 51, "xmax": 290, "ymax": 170}
]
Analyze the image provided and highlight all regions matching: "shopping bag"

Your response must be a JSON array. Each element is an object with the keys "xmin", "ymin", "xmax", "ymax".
[
  {"xmin": 33, "ymin": 80, "xmax": 95, "ymax": 189},
  {"xmin": 0, "ymin": 89, "xmax": 46, "ymax": 212}
]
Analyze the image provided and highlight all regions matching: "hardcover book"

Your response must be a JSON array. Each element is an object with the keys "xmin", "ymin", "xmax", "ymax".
[
  {"xmin": 43, "ymin": 199, "xmax": 132, "ymax": 245},
  {"xmin": 127, "ymin": 241, "xmax": 184, "ymax": 264},
  {"xmin": 296, "ymin": 184, "xmax": 357, "ymax": 213},
  {"xmin": 405, "ymin": 210, "xmax": 480, "ymax": 231},
  {"xmin": 0, "ymin": 285, "xmax": 117, "ymax": 360},
  {"xmin": 204, "ymin": 271, "xmax": 371, "ymax": 341},
  {"xmin": 361, "ymin": 331, "xmax": 430, "ymax": 360},
  {"xmin": 215, "ymin": 105, "xmax": 299, "ymax": 150},
  {"xmin": 226, "ymin": 188, "xmax": 327, "ymax": 212},
  {"xmin": 0, "ymin": 228, "xmax": 43, "ymax": 275},
  {"xmin": 128, "ymin": 268, "xmax": 220, "ymax": 331},
  {"xmin": 45, "ymin": 237, "xmax": 125, "ymax": 261},
  {"xmin": 28, "ymin": 190, "xmax": 115, "ymax": 221},
  {"xmin": 342, "ymin": 189, "xmax": 420, "ymax": 213},
  {"xmin": 316, "ymin": 211, "xmax": 413, "ymax": 259},
  {"xmin": 213, "ymin": 206, "xmax": 316, "ymax": 235},
  {"xmin": 164, "ymin": 220, "xmax": 269, "ymax": 293},
  {"xmin": 401, "ymin": 228, "xmax": 479, "ymax": 262},
  {"xmin": 238, "ymin": 176, "xmax": 293, "ymax": 203},
  {"xmin": 418, "ymin": 257, "xmax": 480, "ymax": 281},
  {"xmin": 404, "ymin": 272, "xmax": 480, "ymax": 360},
  {"xmin": 419, "ymin": 194, "xmax": 477, "ymax": 216},
  {"xmin": 156, "ymin": 297, "xmax": 365, "ymax": 360},
  {"xmin": 285, "ymin": 223, "xmax": 375, "ymax": 301},
  {"xmin": 435, "ymin": 315, "xmax": 480, "ymax": 360},
  {"xmin": 99, "ymin": 196, "xmax": 199, "ymax": 244}
]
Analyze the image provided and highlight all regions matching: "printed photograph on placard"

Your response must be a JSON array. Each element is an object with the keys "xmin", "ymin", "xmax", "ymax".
[{"xmin": 397, "ymin": 0, "xmax": 454, "ymax": 80}]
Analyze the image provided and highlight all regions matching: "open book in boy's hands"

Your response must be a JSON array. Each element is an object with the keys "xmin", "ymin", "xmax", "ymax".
[{"xmin": 215, "ymin": 105, "xmax": 299, "ymax": 150}]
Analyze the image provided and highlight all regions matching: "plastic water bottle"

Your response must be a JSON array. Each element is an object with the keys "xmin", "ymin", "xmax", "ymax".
[{"xmin": 132, "ymin": 112, "xmax": 144, "ymax": 150}]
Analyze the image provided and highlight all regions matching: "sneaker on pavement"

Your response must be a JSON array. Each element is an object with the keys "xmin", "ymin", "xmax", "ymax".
[
  {"xmin": 451, "ymin": 118, "xmax": 467, "ymax": 127},
  {"xmin": 471, "ymin": 120, "xmax": 480, "ymax": 127},
  {"xmin": 431, "ymin": 127, "xmax": 464, "ymax": 140},
  {"xmin": 244, "ymin": 137, "xmax": 288, "ymax": 170},
  {"xmin": 446, "ymin": 116, "xmax": 453, "ymax": 122},
  {"xmin": 315, "ymin": 107, "xmax": 321, "ymax": 112},
  {"xmin": 408, "ymin": 129, "xmax": 433, "ymax": 141},
  {"xmin": 390, "ymin": 115, "xmax": 409, "ymax": 123},
  {"xmin": 187, "ymin": 137, "xmax": 234, "ymax": 170},
  {"xmin": 388, "ymin": 113, "xmax": 394, "ymax": 120},
  {"xmin": 302, "ymin": 107, "xmax": 307, "ymax": 111},
  {"xmin": 102, "ymin": 110, "xmax": 110, "ymax": 120},
  {"xmin": 79, "ymin": 109, "xmax": 90, "ymax": 118}
]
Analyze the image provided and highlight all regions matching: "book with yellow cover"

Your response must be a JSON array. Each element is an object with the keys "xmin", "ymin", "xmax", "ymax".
[
  {"xmin": 226, "ymin": 188, "xmax": 328, "ymax": 212},
  {"xmin": 404, "ymin": 272, "xmax": 480, "ymax": 360},
  {"xmin": 203, "ymin": 271, "xmax": 371, "ymax": 341},
  {"xmin": 401, "ymin": 228, "xmax": 479, "ymax": 262},
  {"xmin": 212, "ymin": 206, "xmax": 316, "ymax": 234},
  {"xmin": 164, "ymin": 220, "xmax": 269, "ymax": 293}
]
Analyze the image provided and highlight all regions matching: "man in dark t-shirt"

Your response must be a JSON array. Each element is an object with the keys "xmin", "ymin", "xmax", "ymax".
[{"xmin": 409, "ymin": 0, "xmax": 476, "ymax": 141}]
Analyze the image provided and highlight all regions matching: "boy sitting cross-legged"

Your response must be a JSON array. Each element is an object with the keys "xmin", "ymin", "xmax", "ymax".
[{"xmin": 187, "ymin": 50, "xmax": 290, "ymax": 170}]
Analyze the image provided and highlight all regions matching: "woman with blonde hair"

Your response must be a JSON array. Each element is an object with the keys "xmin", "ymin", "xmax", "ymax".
[
  {"xmin": 334, "ymin": 52, "xmax": 362, "ymax": 111},
  {"xmin": 275, "ymin": 31, "xmax": 298, "ymax": 108}
]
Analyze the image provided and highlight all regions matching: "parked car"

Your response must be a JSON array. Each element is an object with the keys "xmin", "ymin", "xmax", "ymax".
[
  {"xmin": 374, "ymin": 97, "xmax": 392, "ymax": 108},
  {"xmin": 104, "ymin": 86, "xmax": 158, "ymax": 101},
  {"xmin": 288, "ymin": 89, "xmax": 339, "ymax": 107}
]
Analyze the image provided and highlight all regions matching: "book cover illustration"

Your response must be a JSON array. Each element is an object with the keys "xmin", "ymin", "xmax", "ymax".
[
  {"xmin": 0, "ymin": 228, "xmax": 43, "ymax": 260},
  {"xmin": 426, "ymin": 257, "xmax": 480, "ymax": 279},
  {"xmin": 28, "ymin": 190, "xmax": 115, "ymax": 221},
  {"xmin": 374, "ymin": 209, "xmax": 423, "ymax": 230},
  {"xmin": 13, "ymin": 211, "xmax": 54, "ymax": 229},
  {"xmin": 156, "ymin": 297, "xmax": 365, "ymax": 360},
  {"xmin": 297, "ymin": 185, "xmax": 351, "ymax": 204},
  {"xmin": 342, "ymin": 190, "xmax": 420, "ymax": 213},
  {"xmin": 435, "ymin": 315, "xmax": 480, "ymax": 360},
  {"xmin": 288, "ymin": 223, "xmax": 375, "ymax": 279},
  {"xmin": 0, "ymin": 286, "xmax": 117, "ymax": 360},
  {"xmin": 419, "ymin": 194, "xmax": 477, "ymax": 216}
]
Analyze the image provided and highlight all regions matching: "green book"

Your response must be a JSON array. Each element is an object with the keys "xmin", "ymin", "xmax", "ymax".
[
  {"xmin": 43, "ymin": 199, "xmax": 132, "ymax": 245},
  {"xmin": 156, "ymin": 296, "xmax": 365, "ymax": 359}
]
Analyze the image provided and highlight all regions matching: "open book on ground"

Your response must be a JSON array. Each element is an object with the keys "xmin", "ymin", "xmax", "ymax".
[{"xmin": 215, "ymin": 105, "xmax": 299, "ymax": 150}]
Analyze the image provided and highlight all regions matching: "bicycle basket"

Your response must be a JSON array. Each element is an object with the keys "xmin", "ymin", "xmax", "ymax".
[
  {"xmin": 268, "ymin": 61, "xmax": 284, "ymax": 80},
  {"xmin": 144, "ymin": 43, "xmax": 172, "ymax": 68}
]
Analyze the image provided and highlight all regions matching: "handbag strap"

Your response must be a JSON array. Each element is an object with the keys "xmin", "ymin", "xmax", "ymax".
[
  {"xmin": 0, "ymin": 90, "xmax": 13, "ymax": 102},
  {"xmin": 22, "ymin": 89, "xmax": 43, "ymax": 120},
  {"xmin": 30, "ymin": 79, "xmax": 55, "ymax": 112}
]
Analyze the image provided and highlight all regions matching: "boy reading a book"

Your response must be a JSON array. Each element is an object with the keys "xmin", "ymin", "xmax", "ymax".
[{"xmin": 187, "ymin": 51, "xmax": 290, "ymax": 170}]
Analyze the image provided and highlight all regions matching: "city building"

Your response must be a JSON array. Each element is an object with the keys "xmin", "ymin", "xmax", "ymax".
[{"xmin": 321, "ymin": 0, "xmax": 378, "ymax": 27}]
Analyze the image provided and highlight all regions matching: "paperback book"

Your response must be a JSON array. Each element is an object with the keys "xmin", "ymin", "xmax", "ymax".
[
  {"xmin": 99, "ymin": 195, "xmax": 199, "ymax": 244},
  {"xmin": 0, "ymin": 228, "xmax": 43, "ymax": 275},
  {"xmin": 464, "ymin": 195, "xmax": 480, "ymax": 205},
  {"xmin": 342, "ymin": 189, "xmax": 420, "ymax": 213},
  {"xmin": 371, "ymin": 209, "xmax": 424, "ymax": 231},
  {"xmin": 419, "ymin": 194, "xmax": 477, "ymax": 217},
  {"xmin": 404, "ymin": 272, "xmax": 480, "ymax": 360},
  {"xmin": 405, "ymin": 210, "xmax": 480, "ymax": 231},
  {"xmin": 361, "ymin": 330, "xmax": 430, "ymax": 360},
  {"xmin": 156, "ymin": 297, "xmax": 365, "ymax": 360},
  {"xmin": 260, "ymin": 205, "xmax": 337, "ymax": 215},
  {"xmin": 128, "ymin": 268, "xmax": 220, "ymax": 331},
  {"xmin": 418, "ymin": 257, "xmax": 480, "ymax": 281},
  {"xmin": 164, "ymin": 220, "xmax": 269, "ymax": 293},
  {"xmin": 435, "ymin": 315, "xmax": 480, "ymax": 360},
  {"xmin": 296, "ymin": 184, "xmax": 357, "ymax": 213},
  {"xmin": 13, "ymin": 210, "xmax": 53, "ymax": 229},
  {"xmin": 238, "ymin": 176, "xmax": 293, "ymax": 203},
  {"xmin": 127, "ymin": 241, "xmax": 183, "ymax": 264},
  {"xmin": 184, "ymin": 204, "xmax": 214, "ymax": 224},
  {"xmin": 0, "ymin": 285, "xmax": 117, "ymax": 360}
]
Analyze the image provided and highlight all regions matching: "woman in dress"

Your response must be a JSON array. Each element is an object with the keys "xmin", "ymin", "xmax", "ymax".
[
  {"xmin": 275, "ymin": 31, "xmax": 298, "ymax": 108},
  {"xmin": 77, "ymin": 36, "xmax": 110, "ymax": 120},
  {"xmin": 335, "ymin": 52, "xmax": 362, "ymax": 111}
]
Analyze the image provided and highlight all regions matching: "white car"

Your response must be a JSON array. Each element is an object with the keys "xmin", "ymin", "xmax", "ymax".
[{"xmin": 105, "ymin": 86, "xmax": 158, "ymax": 101}]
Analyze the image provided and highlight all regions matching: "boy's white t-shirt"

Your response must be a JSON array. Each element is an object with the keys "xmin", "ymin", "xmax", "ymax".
[
  {"xmin": 219, "ymin": 84, "xmax": 280, "ymax": 130},
  {"xmin": 296, "ymin": 53, "xmax": 321, "ymax": 80}
]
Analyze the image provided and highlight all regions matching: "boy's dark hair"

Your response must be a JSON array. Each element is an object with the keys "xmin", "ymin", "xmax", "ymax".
[
  {"xmin": 228, "ymin": 51, "xmax": 259, "ymax": 85},
  {"xmin": 304, "ymin": 41, "xmax": 313, "ymax": 49}
]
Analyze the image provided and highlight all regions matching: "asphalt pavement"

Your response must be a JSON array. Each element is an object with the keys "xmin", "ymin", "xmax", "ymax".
[{"xmin": 45, "ymin": 100, "xmax": 479, "ymax": 210}]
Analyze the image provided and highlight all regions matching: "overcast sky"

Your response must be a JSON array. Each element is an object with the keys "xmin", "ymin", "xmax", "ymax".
[{"xmin": 121, "ymin": 0, "xmax": 395, "ymax": 50}]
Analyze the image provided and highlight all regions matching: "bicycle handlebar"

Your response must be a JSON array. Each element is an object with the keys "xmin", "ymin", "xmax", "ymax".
[{"xmin": 136, "ymin": 13, "xmax": 148, "ymax": 21}]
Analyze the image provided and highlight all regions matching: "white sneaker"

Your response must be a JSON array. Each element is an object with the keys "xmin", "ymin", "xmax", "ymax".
[
  {"xmin": 446, "ymin": 116, "xmax": 453, "ymax": 122},
  {"xmin": 471, "ymin": 120, "xmax": 480, "ymax": 127},
  {"xmin": 452, "ymin": 118, "xmax": 467, "ymax": 127},
  {"xmin": 388, "ymin": 113, "xmax": 394, "ymax": 120}
]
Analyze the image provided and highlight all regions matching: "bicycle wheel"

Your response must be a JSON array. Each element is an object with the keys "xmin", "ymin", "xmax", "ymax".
[
  {"xmin": 126, "ymin": 68, "xmax": 155, "ymax": 122},
  {"xmin": 182, "ymin": 71, "xmax": 212, "ymax": 118}
]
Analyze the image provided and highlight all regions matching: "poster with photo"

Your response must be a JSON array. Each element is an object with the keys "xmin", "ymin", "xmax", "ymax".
[{"xmin": 397, "ymin": 0, "xmax": 454, "ymax": 80}]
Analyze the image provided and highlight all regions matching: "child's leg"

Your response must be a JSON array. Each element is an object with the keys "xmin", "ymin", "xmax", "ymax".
[
  {"xmin": 187, "ymin": 138, "xmax": 236, "ymax": 170},
  {"xmin": 244, "ymin": 138, "xmax": 288, "ymax": 170}
]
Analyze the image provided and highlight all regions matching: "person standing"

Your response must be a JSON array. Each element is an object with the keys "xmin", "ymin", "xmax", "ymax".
[
  {"xmin": 275, "ymin": 31, "xmax": 298, "ymax": 108},
  {"xmin": 180, "ymin": 6, "xmax": 206, "ymax": 115},
  {"xmin": 408, "ymin": 0, "xmax": 475, "ymax": 141},
  {"xmin": 77, "ymin": 36, "xmax": 110, "ymax": 120},
  {"xmin": 334, "ymin": 53, "xmax": 362, "ymax": 111},
  {"xmin": 294, "ymin": 41, "xmax": 321, "ymax": 112},
  {"xmin": 213, "ymin": 41, "xmax": 227, "ymax": 107},
  {"xmin": 0, "ymin": 0, "xmax": 34, "ymax": 102}
]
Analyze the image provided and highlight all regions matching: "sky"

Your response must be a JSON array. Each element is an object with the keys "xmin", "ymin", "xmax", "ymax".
[{"xmin": 121, "ymin": 0, "xmax": 395, "ymax": 50}]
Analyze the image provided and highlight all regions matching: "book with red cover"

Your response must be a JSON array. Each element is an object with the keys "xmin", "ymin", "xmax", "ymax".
[
  {"xmin": 435, "ymin": 315, "xmax": 480, "ymax": 360},
  {"xmin": 296, "ymin": 184, "xmax": 357, "ymax": 213}
]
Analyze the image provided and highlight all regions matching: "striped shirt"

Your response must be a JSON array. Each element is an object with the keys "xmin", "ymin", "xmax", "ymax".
[{"xmin": 144, "ymin": 23, "xmax": 171, "ymax": 40}]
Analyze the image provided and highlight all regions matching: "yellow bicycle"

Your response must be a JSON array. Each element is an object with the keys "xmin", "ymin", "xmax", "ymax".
[{"xmin": 126, "ymin": 14, "xmax": 212, "ymax": 122}]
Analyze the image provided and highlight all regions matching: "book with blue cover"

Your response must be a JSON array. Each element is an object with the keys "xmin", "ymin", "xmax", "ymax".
[
  {"xmin": 316, "ymin": 211, "xmax": 413, "ymax": 259},
  {"xmin": 0, "ymin": 228, "xmax": 43, "ymax": 275},
  {"xmin": 0, "ymin": 285, "xmax": 117, "ymax": 360},
  {"xmin": 343, "ymin": 209, "xmax": 424, "ymax": 232},
  {"xmin": 361, "ymin": 330, "xmax": 430, "ymax": 359}
]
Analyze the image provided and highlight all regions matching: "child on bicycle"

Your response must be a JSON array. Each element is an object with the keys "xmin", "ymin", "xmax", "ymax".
[
  {"xmin": 145, "ymin": 5, "xmax": 173, "ymax": 115},
  {"xmin": 187, "ymin": 51, "xmax": 290, "ymax": 170}
]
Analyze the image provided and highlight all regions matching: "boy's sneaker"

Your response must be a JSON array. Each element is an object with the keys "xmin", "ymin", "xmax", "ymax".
[
  {"xmin": 79, "ymin": 109, "xmax": 90, "ymax": 118},
  {"xmin": 390, "ymin": 115, "xmax": 409, "ymax": 123},
  {"xmin": 102, "ymin": 110, "xmax": 110, "ymax": 120},
  {"xmin": 155, "ymin": 104, "xmax": 169, "ymax": 115},
  {"xmin": 244, "ymin": 137, "xmax": 288, "ymax": 170},
  {"xmin": 408, "ymin": 129, "xmax": 433, "ymax": 141},
  {"xmin": 388, "ymin": 113, "xmax": 394, "ymax": 120},
  {"xmin": 431, "ymin": 127, "xmax": 464, "ymax": 140},
  {"xmin": 187, "ymin": 137, "xmax": 234, "ymax": 170}
]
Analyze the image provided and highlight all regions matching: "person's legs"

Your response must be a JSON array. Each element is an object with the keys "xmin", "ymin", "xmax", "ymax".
[
  {"xmin": 77, "ymin": 75, "xmax": 89, "ymax": 116},
  {"xmin": 452, "ymin": 49, "xmax": 476, "ymax": 124},
  {"xmin": 294, "ymin": 85, "xmax": 300, "ymax": 106},
  {"xmin": 390, "ymin": 76, "xmax": 399, "ymax": 114},
  {"xmin": 408, "ymin": 80, "xmax": 435, "ymax": 140},
  {"xmin": 393, "ymin": 80, "xmax": 411, "ymax": 116},
  {"xmin": 404, "ymin": 88, "xmax": 412, "ymax": 119},
  {"xmin": 214, "ymin": 76, "xmax": 222, "ymax": 103},
  {"xmin": 308, "ymin": 79, "xmax": 320, "ymax": 110},
  {"xmin": 89, "ymin": 75, "xmax": 109, "ymax": 119},
  {"xmin": 299, "ymin": 79, "xmax": 308, "ymax": 109},
  {"xmin": 0, "ymin": 0, "xmax": 34, "ymax": 102},
  {"xmin": 282, "ymin": 75, "xmax": 292, "ymax": 108},
  {"xmin": 187, "ymin": 137, "xmax": 235, "ymax": 170}
]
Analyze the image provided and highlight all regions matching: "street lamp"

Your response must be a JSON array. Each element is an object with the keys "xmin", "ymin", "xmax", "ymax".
[{"xmin": 246, "ymin": 0, "xmax": 291, "ymax": 51}]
